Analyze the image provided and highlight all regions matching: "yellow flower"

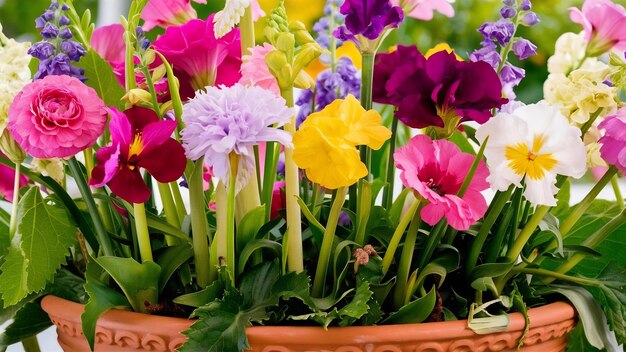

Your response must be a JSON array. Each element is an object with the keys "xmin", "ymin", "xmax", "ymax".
[
  {"xmin": 293, "ymin": 95, "xmax": 391, "ymax": 189},
  {"xmin": 304, "ymin": 41, "xmax": 362, "ymax": 80},
  {"xmin": 425, "ymin": 43, "xmax": 463, "ymax": 61}
]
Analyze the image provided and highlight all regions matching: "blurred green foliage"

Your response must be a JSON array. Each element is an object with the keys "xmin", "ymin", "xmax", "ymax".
[{"xmin": 1, "ymin": 0, "xmax": 585, "ymax": 103}]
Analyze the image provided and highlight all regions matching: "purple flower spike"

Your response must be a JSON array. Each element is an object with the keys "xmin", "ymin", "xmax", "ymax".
[
  {"xmin": 334, "ymin": 0, "xmax": 403, "ymax": 52},
  {"xmin": 502, "ymin": 0, "xmax": 515, "ymax": 5},
  {"xmin": 61, "ymin": 40, "xmax": 87, "ymax": 61},
  {"xmin": 59, "ymin": 27, "xmax": 73, "ymax": 39},
  {"xmin": 42, "ymin": 10, "xmax": 56, "ymax": 21},
  {"xmin": 500, "ymin": 6, "xmax": 516, "ymax": 19},
  {"xmin": 59, "ymin": 15, "xmax": 71, "ymax": 26},
  {"xmin": 479, "ymin": 19, "xmax": 515, "ymax": 46},
  {"xmin": 41, "ymin": 22, "xmax": 59, "ymax": 39},
  {"xmin": 28, "ymin": 42, "xmax": 56, "ymax": 60},
  {"xmin": 520, "ymin": 0, "xmax": 531, "ymax": 11},
  {"xmin": 512, "ymin": 38, "xmax": 537, "ymax": 60}
]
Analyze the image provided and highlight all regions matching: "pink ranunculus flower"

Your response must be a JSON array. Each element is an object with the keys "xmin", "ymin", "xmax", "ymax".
[
  {"xmin": 391, "ymin": 0, "xmax": 455, "ymax": 21},
  {"xmin": 7, "ymin": 75, "xmax": 107, "ymax": 159},
  {"xmin": 598, "ymin": 108, "xmax": 626, "ymax": 172},
  {"xmin": 0, "ymin": 154, "xmax": 28, "ymax": 202},
  {"xmin": 569, "ymin": 0, "xmax": 626, "ymax": 55},
  {"xmin": 141, "ymin": 0, "xmax": 207, "ymax": 32},
  {"xmin": 152, "ymin": 16, "xmax": 242, "ymax": 95},
  {"xmin": 394, "ymin": 134, "xmax": 489, "ymax": 231},
  {"xmin": 239, "ymin": 43, "xmax": 280, "ymax": 96}
]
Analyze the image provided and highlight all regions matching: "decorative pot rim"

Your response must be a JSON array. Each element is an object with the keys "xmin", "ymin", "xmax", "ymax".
[{"xmin": 41, "ymin": 294, "xmax": 576, "ymax": 342}]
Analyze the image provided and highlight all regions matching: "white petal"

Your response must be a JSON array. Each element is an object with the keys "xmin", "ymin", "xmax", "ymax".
[{"xmin": 524, "ymin": 173, "xmax": 558, "ymax": 206}]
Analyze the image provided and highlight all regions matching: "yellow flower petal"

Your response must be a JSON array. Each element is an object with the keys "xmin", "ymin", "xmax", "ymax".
[{"xmin": 425, "ymin": 43, "xmax": 463, "ymax": 61}]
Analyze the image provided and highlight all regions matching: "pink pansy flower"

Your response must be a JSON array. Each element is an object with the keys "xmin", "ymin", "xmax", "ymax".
[
  {"xmin": 239, "ymin": 43, "xmax": 280, "ymax": 96},
  {"xmin": 391, "ymin": 0, "xmax": 455, "ymax": 21},
  {"xmin": 394, "ymin": 134, "xmax": 489, "ymax": 231},
  {"xmin": 89, "ymin": 107, "xmax": 186, "ymax": 204},
  {"xmin": 569, "ymin": 0, "xmax": 626, "ymax": 55},
  {"xmin": 598, "ymin": 108, "xmax": 626, "ymax": 172},
  {"xmin": 7, "ymin": 75, "xmax": 107, "ymax": 159},
  {"xmin": 0, "ymin": 154, "xmax": 28, "ymax": 202},
  {"xmin": 141, "ymin": 0, "xmax": 207, "ymax": 31},
  {"xmin": 152, "ymin": 16, "xmax": 242, "ymax": 95}
]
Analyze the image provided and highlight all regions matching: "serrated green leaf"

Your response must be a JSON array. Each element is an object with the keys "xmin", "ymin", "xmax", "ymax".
[
  {"xmin": 75, "ymin": 49, "xmax": 125, "ymax": 110},
  {"xmin": 336, "ymin": 280, "xmax": 372, "ymax": 326},
  {"xmin": 0, "ymin": 188, "xmax": 76, "ymax": 306},
  {"xmin": 382, "ymin": 287, "xmax": 437, "ymax": 324}
]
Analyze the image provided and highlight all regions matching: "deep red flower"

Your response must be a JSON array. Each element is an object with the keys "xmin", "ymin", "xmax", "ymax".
[{"xmin": 89, "ymin": 107, "xmax": 186, "ymax": 203}]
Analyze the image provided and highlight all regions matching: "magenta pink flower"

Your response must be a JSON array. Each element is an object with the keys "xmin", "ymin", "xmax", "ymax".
[
  {"xmin": 89, "ymin": 107, "xmax": 186, "ymax": 203},
  {"xmin": 0, "ymin": 155, "xmax": 28, "ymax": 202},
  {"xmin": 91, "ymin": 24, "xmax": 126, "ymax": 85},
  {"xmin": 598, "ymin": 108, "xmax": 626, "ymax": 172},
  {"xmin": 570, "ymin": 0, "xmax": 626, "ymax": 55},
  {"xmin": 239, "ymin": 43, "xmax": 280, "ymax": 96},
  {"xmin": 394, "ymin": 134, "xmax": 489, "ymax": 231},
  {"xmin": 7, "ymin": 75, "xmax": 107, "ymax": 159},
  {"xmin": 141, "ymin": 0, "xmax": 207, "ymax": 31},
  {"xmin": 392, "ymin": 0, "xmax": 455, "ymax": 21},
  {"xmin": 152, "ymin": 17, "xmax": 242, "ymax": 94}
]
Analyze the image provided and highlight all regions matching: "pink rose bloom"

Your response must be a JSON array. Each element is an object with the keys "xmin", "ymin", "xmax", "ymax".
[
  {"xmin": 391, "ymin": 0, "xmax": 454, "ymax": 20},
  {"xmin": 570, "ymin": 0, "xmax": 626, "ymax": 55},
  {"xmin": 152, "ymin": 16, "xmax": 242, "ymax": 95},
  {"xmin": 141, "ymin": 0, "xmax": 207, "ymax": 31},
  {"xmin": 7, "ymin": 75, "xmax": 107, "ymax": 159},
  {"xmin": 394, "ymin": 134, "xmax": 489, "ymax": 231},
  {"xmin": 239, "ymin": 43, "xmax": 280, "ymax": 96},
  {"xmin": 598, "ymin": 108, "xmax": 626, "ymax": 172},
  {"xmin": 0, "ymin": 155, "xmax": 28, "ymax": 202}
]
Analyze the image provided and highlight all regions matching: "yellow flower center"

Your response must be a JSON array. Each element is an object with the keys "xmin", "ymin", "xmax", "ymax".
[
  {"xmin": 505, "ymin": 135, "xmax": 557, "ymax": 180},
  {"xmin": 128, "ymin": 133, "xmax": 143, "ymax": 170}
]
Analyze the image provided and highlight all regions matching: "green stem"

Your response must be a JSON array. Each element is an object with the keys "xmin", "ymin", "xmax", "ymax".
[
  {"xmin": 189, "ymin": 158, "xmax": 211, "ymax": 287},
  {"xmin": 559, "ymin": 166, "xmax": 618, "ymax": 238},
  {"xmin": 124, "ymin": 29, "xmax": 136, "ymax": 91},
  {"xmin": 226, "ymin": 154, "xmax": 238, "ymax": 281},
  {"xmin": 68, "ymin": 157, "xmax": 114, "ymax": 256},
  {"xmin": 21, "ymin": 336, "xmax": 41, "ymax": 352},
  {"xmin": 240, "ymin": 5, "xmax": 255, "ymax": 56},
  {"xmin": 414, "ymin": 220, "xmax": 447, "ymax": 273},
  {"xmin": 392, "ymin": 207, "xmax": 421, "ymax": 309},
  {"xmin": 157, "ymin": 182, "xmax": 180, "ymax": 246},
  {"xmin": 170, "ymin": 181, "xmax": 187, "ymax": 224},
  {"xmin": 282, "ymin": 87, "xmax": 304, "ymax": 273},
  {"xmin": 312, "ymin": 187, "xmax": 347, "ymax": 297},
  {"xmin": 139, "ymin": 66, "xmax": 163, "ymax": 116},
  {"xmin": 466, "ymin": 186, "xmax": 514, "ymax": 274},
  {"xmin": 383, "ymin": 117, "xmax": 399, "ymax": 210},
  {"xmin": 505, "ymin": 205, "xmax": 550, "ymax": 264},
  {"xmin": 546, "ymin": 206, "xmax": 626, "ymax": 284},
  {"xmin": 511, "ymin": 267, "xmax": 598, "ymax": 287},
  {"xmin": 359, "ymin": 52, "xmax": 375, "ymax": 175},
  {"xmin": 83, "ymin": 148, "xmax": 94, "ymax": 177},
  {"xmin": 580, "ymin": 108, "xmax": 603, "ymax": 136},
  {"xmin": 8, "ymin": 163, "xmax": 21, "ymax": 239},
  {"xmin": 611, "ymin": 175, "xmax": 624, "ymax": 210},
  {"xmin": 262, "ymin": 141, "xmax": 280, "ymax": 222},
  {"xmin": 381, "ymin": 199, "xmax": 420, "ymax": 275},
  {"xmin": 133, "ymin": 202, "xmax": 153, "ymax": 262}
]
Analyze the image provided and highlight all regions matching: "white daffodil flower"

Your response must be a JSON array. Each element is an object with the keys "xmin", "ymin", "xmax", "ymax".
[{"xmin": 476, "ymin": 103, "xmax": 587, "ymax": 206}]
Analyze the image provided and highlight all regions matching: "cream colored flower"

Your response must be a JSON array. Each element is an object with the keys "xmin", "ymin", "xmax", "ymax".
[
  {"xmin": 544, "ymin": 60, "xmax": 618, "ymax": 125},
  {"xmin": 0, "ymin": 28, "xmax": 31, "ymax": 134},
  {"xmin": 213, "ymin": 0, "xmax": 265, "ymax": 38},
  {"xmin": 30, "ymin": 158, "xmax": 66, "ymax": 183},
  {"xmin": 547, "ymin": 32, "xmax": 587, "ymax": 75}
]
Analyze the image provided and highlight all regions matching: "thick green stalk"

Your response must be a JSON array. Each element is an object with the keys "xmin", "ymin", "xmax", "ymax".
[
  {"xmin": 226, "ymin": 154, "xmax": 238, "ymax": 281},
  {"xmin": 68, "ymin": 157, "xmax": 114, "ymax": 256},
  {"xmin": 21, "ymin": 336, "xmax": 40, "ymax": 352},
  {"xmin": 157, "ymin": 182, "xmax": 180, "ymax": 246},
  {"xmin": 611, "ymin": 175, "xmax": 624, "ymax": 210},
  {"xmin": 559, "ymin": 166, "xmax": 618, "ymax": 237},
  {"xmin": 505, "ymin": 205, "xmax": 550, "ymax": 263},
  {"xmin": 215, "ymin": 182, "xmax": 227, "ymax": 278},
  {"xmin": 240, "ymin": 6, "xmax": 255, "ymax": 56},
  {"xmin": 511, "ymin": 267, "xmax": 598, "ymax": 287},
  {"xmin": 261, "ymin": 142, "xmax": 280, "ymax": 221},
  {"xmin": 169, "ymin": 182, "xmax": 187, "ymax": 224},
  {"xmin": 381, "ymin": 199, "xmax": 420, "ymax": 275},
  {"xmin": 392, "ymin": 207, "xmax": 421, "ymax": 309},
  {"xmin": 133, "ymin": 202, "xmax": 153, "ymax": 262},
  {"xmin": 189, "ymin": 159, "xmax": 211, "ymax": 287},
  {"xmin": 414, "ymin": 220, "xmax": 447, "ymax": 273},
  {"xmin": 359, "ymin": 52, "xmax": 375, "ymax": 174},
  {"xmin": 546, "ymin": 207, "xmax": 626, "ymax": 284},
  {"xmin": 282, "ymin": 87, "xmax": 304, "ymax": 273},
  {"xmin": 383, "ymin": 117, "xmax": 399, "ymax": 210},
  {"xmin": 8, "ymin": 163, "xmax": 21, "ymax": 239},
  {"xmin": 312, "ymin": 187, "xmax": 347, "ymax": 297},
  {"xmin": 465, "ymin": 186, "xmax": 514, "ymax": 274}
]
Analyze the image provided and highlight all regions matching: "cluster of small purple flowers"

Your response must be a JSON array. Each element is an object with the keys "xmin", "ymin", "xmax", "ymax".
[
  {"xmin": 296, "ymin": 57, "xmax": 361, "ymax": 127},
  {"xmin": 28, "ymin": 1, "xmax": 86, "ymax": 81},
  {"xmin": 312, "ymin": 0, "xmax": 346, "ymax": 50},
  {"xmin": 469, "ymin": 0, "xmax": 539, "ymax": 99}
]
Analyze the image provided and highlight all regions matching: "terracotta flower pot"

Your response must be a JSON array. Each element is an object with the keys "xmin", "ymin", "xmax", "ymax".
[{"xmin": 41, "ymin": 295, "xmax": 576, "ymax": 352}]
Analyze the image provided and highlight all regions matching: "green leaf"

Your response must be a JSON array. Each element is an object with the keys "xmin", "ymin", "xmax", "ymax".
[
  {"xmin": 567, "ymin": 324, "xmax": 603, "ymax": 352},
  {"xmin": 0, "ymin": 301, "xmax": 51, "ymax": 348},
  {"xmin": 449, "ymin": 130, "xmax": 476, "ymax": 155},
  {"xmin": 82, "ymin": 282, "xmax": 129, "ymax": 349},
  {"xmin": 470, "ymin": 262, "xmax": 514, "ymax": 283},
  {"xmin": 156, "ymin": 243, "xmax": 194, "ymax": 292},
  {"xmin": 237, "ymin": 239, "xmax": 281, "ymax": 275},
  {"xmin": 174, "ymin": 280, "xmax": 224, "ymax": 308},
  {"xmin": 336, "ymin": 279, "xmax": 372, "ymax": 326},
  {"xmin": 95, "ymin": 256, "xmax": 161, "ymax": 312},
  {"xmin": 236, "ymin": 205, "xmax": 266, "ymax": 252},
  {"xmin": 75, "ymin": 49, "xmax": 125, "ymax": 110},
  {"xmin": 552, "ymin": 285, "xmax": 618, "ymax": 351},
  {"xmin": 0, "ymin": 188, "xmax": 77, "ymax": 306},
  {"xmin": 382, "ymin": 287, "xmax": 437, "ymax": 324},
  {"xmin": 553, "ymin": 178, "xmax": 571, "ymax": 219}
]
